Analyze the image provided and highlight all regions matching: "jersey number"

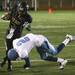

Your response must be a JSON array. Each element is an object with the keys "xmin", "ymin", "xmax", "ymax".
[{"xmin": 16, "ymin": 37, "xmax": 30, "ymax": 46}]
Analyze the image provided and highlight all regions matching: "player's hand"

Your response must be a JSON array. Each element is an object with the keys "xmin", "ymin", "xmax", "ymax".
[{"xmin": 1, "ymin": 12, "xmax": 10, "ymax": 20}]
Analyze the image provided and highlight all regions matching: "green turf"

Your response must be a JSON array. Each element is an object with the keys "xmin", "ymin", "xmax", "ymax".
[{"xmin": 0, "ymin": 10, "xmax": 75, "ymax": 75}]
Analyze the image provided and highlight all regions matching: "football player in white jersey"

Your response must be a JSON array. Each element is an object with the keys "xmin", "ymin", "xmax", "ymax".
[{"xmin": 7, "ymin": 33, "xmax": 74, "ymax": 70}]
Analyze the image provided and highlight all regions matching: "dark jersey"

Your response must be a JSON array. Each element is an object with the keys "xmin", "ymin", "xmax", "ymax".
[{"xmin": 6, "ymin": 12, "xmax": 32, "ymax": 39}]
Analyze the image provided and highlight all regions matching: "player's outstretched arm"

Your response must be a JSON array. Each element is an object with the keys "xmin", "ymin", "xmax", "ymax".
[{"xmin": 1, "ymin": 12, "xmax": 11, "ymax": 20}]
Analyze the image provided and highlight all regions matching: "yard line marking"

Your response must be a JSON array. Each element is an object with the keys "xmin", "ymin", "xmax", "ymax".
[
  {"xmin": 16, "ymin": 59, "xmax": 74, "ymax": 63},
  {"xmin": 0, "ymin": 19, "xmax": 75, "ymax": 28},
  {"xmin": 14, "ymin": 59, "xmax": 44, "ymax": 62},
  {"xmin": 32, "ymin": 25, "xmax": 75, "ymax": 29},
  {"xmin": 14, "ymin": 59, "xmax": 75, "ymax": 63},
  {"xmin": 0, "ymin": 20, "xmax": 75, "ymax": 28},
  {"xmin": 0, "ymin": 45, "xmax": 75, "ymax": 49},
  {"xmin": 0, "ymin": 25, "xmax": 75, "ymax": 29},
  {"xmin": 0, "ymin": 59, "xmax": 75, "ymax": 64},
  {"xmin": 0, "ymin": 60, "xmax": 44, "ymax": 63}
]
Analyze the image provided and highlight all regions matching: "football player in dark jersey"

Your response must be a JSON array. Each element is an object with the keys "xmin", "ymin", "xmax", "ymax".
[{"xmin": 0, "ymin": 1, "xmax": 32, "ymax": 71}]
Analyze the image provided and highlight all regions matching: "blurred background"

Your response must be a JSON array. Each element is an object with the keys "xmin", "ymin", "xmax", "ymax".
[{"xmin": 0, "ymin": 0, "xmax": 75, "ymax": 11}]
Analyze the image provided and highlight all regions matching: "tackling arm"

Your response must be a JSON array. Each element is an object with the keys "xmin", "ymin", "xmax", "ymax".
[
  {"xmin": 24, "ymin": 13, "xmax": 32, "ymax": 31},
  {"xmin": 23, "ymin": 22, "xmax": 31, "ymax": 31}
]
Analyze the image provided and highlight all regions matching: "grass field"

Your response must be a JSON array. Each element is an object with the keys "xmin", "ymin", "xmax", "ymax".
[{"xmin": 0, "ymin": 10, "xmax": 75, "ymax": 75}]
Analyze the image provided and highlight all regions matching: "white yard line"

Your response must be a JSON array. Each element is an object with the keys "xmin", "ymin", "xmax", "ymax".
[
  {"xmin": 32, "ymin": 25, "xmax": 75, "ymax": 29},
  {"xmin": 13, "ymin": 59, "xmax": 75, "ymax": 63},
  {"xmin": 0, "ymin": 20, "xmax": 75, "ymax": 28},
  {"xmin": 0, "ymin": 45, "xmax": 75, "ymax": 49},
  {"xmin": 0, "ymin": 25, "xmax": 75, "ymax": 29},
  {"xmin": 0, "ymin": 59, "xmax": 44, "ymax": 63},
  {"xmin": 14, "ymin": 58, "xmax": 75, "ymax": 62},
  {"xmin": 0, "ymin": 59, "xmax": 74, "ymax": 64}
]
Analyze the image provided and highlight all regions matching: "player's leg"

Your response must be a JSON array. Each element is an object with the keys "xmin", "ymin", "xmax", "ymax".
[
  {"xmin": 36, "ymin": 34, "xmax": 73, "ymax": 55},
  {"xmin": 0, "ymin": 39, "xmax": 13, "ymax": 71},
  {"xmin": 56, "ymin": 34, "xmax": 74, "ymax": 54},
  {"xmin": 0, "ymin": 29, "xmax": 12, "ymax": 67},
  {"xmin": 23, "ymin": 57, "xmax": 31, "ymax": 69},
  {"xmin": 19, "ymin": 50, "xmax": 31, "ymax": 70},
  {"xmin": 46, "ymin": 34, "xmax": 74, "ymax": 55},
  {"xmin": 7, "ymin": 48, "xmax": 31, "ymax": 70},
  {"xmin": 36, "ymin": 47, "xmax": 67, "ymax": 70},
  {"xmin": 45, "ymin": 55, "xmax": 68, "ymax": 70},
  {"xmin": 36, "ymin": 46, "xmax": 57, "ymax": 62},
  {"xmin": 6, "ymin": 39, "xmax": 13, "ymax": 71},
  {"xmin": 7, "ymin": 58, "xmax": 12, "ymax": 71},
  {"xmin": 0, "ymin": 56, "xmax": 7, "ymax": 67},
  {"xmin": 0, "ymin": 39, "xmax": 9, "ymax": 67},
  {"xmin": 44, "ymin": 56, "xmax": 68, "ymax": 70}
]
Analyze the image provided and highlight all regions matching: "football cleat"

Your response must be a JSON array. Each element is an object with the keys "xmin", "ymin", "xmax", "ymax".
[
  {"xmin": 59, "ymin": 60, "xmax": 68, "ymax": 70},
  {"xmin": 7, "ymin": 65, "xmax": 12, "ymax": 71},
  {"xmin": 25, "ymin": 67, "xmax": 30, "ymax": 70},
  {"xmin": 24, "ymin": 64, "xmax": 30, "ymax": 70},
  {"xmin": 66, "ymin": 34, "xmax": 73, "ymax": 41}
]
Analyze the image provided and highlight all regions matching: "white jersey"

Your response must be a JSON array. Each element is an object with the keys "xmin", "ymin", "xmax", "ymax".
[{"xmin": 13, "ymin": 33, "xmax": 47, "ymax": 58}]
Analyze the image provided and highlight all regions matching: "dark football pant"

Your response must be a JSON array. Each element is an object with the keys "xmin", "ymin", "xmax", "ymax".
[
  {"xmin": 1, "ymin": 29, "xmax": 21, "ymax": 71},
  {"xmin": 1, "ymin": 38, "xmax": 13, "ymax": 70}
]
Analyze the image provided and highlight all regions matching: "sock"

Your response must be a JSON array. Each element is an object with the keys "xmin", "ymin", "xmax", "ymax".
[
  {"xmin": 57, "ymin": 58, "xmax": 64, "ymax": 63},
  {"xmin": 62, "ymin": 38, "xmax": 70, "ymax": 46}
]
